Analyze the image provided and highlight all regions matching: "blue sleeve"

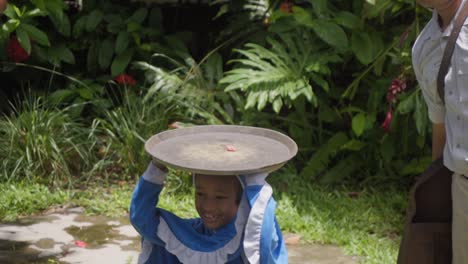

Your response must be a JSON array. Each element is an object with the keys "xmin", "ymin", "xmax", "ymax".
[{"xmin": 129, "ymin": 176, "xmax": 166, "ymax": 246}]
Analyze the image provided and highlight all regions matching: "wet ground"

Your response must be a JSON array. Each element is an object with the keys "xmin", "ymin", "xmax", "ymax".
[{"xmin": 0, "ymin": 208, "xmax": 359, "ymax": 264}]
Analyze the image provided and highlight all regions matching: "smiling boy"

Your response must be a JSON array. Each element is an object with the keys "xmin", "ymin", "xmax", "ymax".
[{"xmin": 130, "ymin": 161, "xmax": 287, "ymax": 264}]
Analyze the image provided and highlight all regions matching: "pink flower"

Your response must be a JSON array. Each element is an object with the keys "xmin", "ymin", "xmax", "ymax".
[
  {"xmin": 6, "ymin": 37, "xmax": 29, "ymax": 62},
  {"xmin": 114, "ymin": 73, "xmax": 137, "ymax": 86},
  {"xmin": 386, "ymin": 78, "xmax": 407, "ymax": 103},
  {"xmin": 381, "ymin": 109, "xmax": 393, "ymax": 133},
  {"xmin": 74, "ymin": 240, "xmax": 87, "ymax": 248}
]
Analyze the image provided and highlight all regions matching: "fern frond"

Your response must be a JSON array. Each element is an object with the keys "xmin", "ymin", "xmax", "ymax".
[
  {"xmin": 320, "ymin": 154, "xmax": 363, "ymax": 184},
  {"xmin": 299, "ymin": 132, "xmax": 349, "ymax": 179},
  {"xmin": 220, "ymin": 30, "xmax": 327, "ymax": 112}
]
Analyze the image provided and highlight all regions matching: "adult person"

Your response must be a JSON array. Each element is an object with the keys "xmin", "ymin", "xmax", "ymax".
[{"xmin": 412, "ymin": 0, "xmax": 468, "ymax": 263}]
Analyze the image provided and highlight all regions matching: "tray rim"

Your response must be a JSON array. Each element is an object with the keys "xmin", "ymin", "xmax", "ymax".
[{"xmin": 144, "ymin": 125, "xmax": 297, "ymax": 175}]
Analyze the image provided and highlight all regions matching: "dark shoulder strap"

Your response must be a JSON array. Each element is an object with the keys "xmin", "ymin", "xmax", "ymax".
[{"xmin": 437, "ymin": 2, "xmax": 468, "ymax": 105}]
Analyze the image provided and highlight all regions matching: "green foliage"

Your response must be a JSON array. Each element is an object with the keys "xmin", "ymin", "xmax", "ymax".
[
  {"xmin": 221, "ymin": 29, "xmax": 335, "ymax": 113},
  {"xmin": 97, "ymin": 92, "xmax": 179, "ymax": 178},
  {"xmin": 220, "ymin": 0, "xmax": 432, "ymax": 185},
  {"xmin": 0, "ymin": 0, "xmax": 436, "ymax": 188},
  {"xmin": 0, "ymin": 1, "xmax": 71, "ymax": 65},
  {"xmin": 0, "ymin": 183, "xmax": 69, "ymax": 221},
  {"xmin": 0, "ymin": 0, "xmax": 167, "ymax": 95},
  {"xmin": 0, "ymin": 97, "xmax": 99, "ymax": 185},
  {"xmin": 48, "ymin": 80, "xmax": 111, "ymax": 117},
  {"xmin": 135, "ymin": 49, "xmax": 234, "ymax": 124}
]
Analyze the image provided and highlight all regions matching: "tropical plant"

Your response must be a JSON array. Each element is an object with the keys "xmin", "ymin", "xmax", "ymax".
[
  {"xmin": 135, "ymin": 44, "xmax": 235, "ymax": 125},
  {"xmin": 219, "ymin": 0, "xmax": 432, "ymax": 185},
  {"xmin": 221, "ymin": 29, "xmax": 336, "ymax": 113},
  {"xmin": 0, "ymin": 0, "xmax": 72, "ymax": 66}
]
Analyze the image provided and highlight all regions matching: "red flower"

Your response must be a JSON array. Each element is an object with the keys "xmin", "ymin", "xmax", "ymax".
[
  {"xmin": 280, "ymin": 1, "xmax": 293, "ymax": 13},
  {"xmin": 114, "ymin": 73, "xmax": 136, "ymax": 86},
  {"xmin": 6, "ymin": 37, "xmax": 29, "ymax": 63},
  {"xmin": 381, "ymin": 108, "xmax": 393, "ymax": 133}
]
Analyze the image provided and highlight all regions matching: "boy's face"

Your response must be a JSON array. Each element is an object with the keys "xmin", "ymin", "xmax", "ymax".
[{"xmin": 194, "ymin": 174, "xmax": 241, "ymax": 230}]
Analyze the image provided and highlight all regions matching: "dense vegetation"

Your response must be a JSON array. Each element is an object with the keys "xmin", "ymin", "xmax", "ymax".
[
  {"xmin": 0, "ymin": 0, "xmax": 433, "ymax": 187},
  {"xmin": 0, "ymin": 1, "xmax": 433, "ymax": 262}
]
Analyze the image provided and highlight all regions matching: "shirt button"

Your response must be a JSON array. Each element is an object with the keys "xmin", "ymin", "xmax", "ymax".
[
  {"xmin": 456, "ymin": 144, "xmax": 461, "ymax": 148},
  {"xmin": 449, "ymin": 91, "xmax": 453, "ymax": 95}
]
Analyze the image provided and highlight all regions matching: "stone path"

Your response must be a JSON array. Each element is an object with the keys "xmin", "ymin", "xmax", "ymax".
[{"xmin": 0, "ymin": 208, "xmax": 359, "ymax": 264}]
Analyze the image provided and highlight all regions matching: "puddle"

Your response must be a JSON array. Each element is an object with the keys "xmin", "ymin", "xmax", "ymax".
[{"xmin": 65, "ymin": 224, "xmax": 119, "ymax": 249}]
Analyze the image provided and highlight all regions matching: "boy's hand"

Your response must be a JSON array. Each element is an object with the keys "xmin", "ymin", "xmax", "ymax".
[
  {"xmin": 152, "ymin": 159, "xmax": 168, "ymax": 172},
  {"xmin": 143, "ymin": 161, "xmax": 167, "ymax": 185}
]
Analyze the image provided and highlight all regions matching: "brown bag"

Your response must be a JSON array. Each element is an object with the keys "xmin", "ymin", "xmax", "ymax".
[{"xmin": 397, "ymin": 158, "xmax": 452, "ymax": 264}]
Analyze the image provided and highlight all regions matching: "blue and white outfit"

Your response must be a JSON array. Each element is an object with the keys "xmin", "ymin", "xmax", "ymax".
[{"xmin": 130, "ymin": 163, "xmax": 288, "ymax": 264}]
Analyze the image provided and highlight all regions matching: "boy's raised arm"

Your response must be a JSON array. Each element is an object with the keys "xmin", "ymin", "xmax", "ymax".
[{"xmin": 129, "ymin": 162, "xmax": 168, "ymax": 245}]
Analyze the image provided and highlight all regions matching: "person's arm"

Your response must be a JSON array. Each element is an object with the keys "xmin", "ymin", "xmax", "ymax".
[
  {"xmin": 129, "ymin": 162, "xmax": 168, "ymax": 245},
  {"xmin": 432, "ymin": 123, "xmax": 446, "ymax": 161}
]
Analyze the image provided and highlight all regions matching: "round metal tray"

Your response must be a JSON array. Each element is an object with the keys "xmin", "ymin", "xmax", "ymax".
[{"xmin": 145, "ymin": 125, "xmax": 297, "ymax": 175}]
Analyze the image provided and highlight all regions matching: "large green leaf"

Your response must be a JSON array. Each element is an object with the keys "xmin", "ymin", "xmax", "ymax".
[
  {"xmin": 307, "ymin": 20, "xmax": 348, "ymax": 51},
  {"xmin": 87, "ymin": 43, "xmax": 98, "ymax": 73},
  {"xmin": 72, "ymin": 16, "xmax": 87, "ymax": 37},
  {"xmin": 99, "ymin": 39, "xmax": 114, "ymax": 70},
  {"xmin": 115, "ymin": 32, "xmax": 130, "ymax": 55},
  {"xmin": 21, "ymin": 23, "xmax": 50, "ymax": 46},
  {"xmin": 127, "ymin": 8, "xmax": 148, "ymax": 24},
  {"xmin": 48, "ymin": 9, "xmax": 70, "ymax": 37},
  {"xmin": 86, "ymin": 10, "xmax": 104, "ymax": 32},
  {"xmin": 351, "ymin": 31, "xmax": 383, "ymax": 65},
  {"xmin": 2, "ymin": 19, "xmax": 20, "ymax": 34},
  {"xmin": 351, "ymin": 32, "xmax": 375, "ymax": 65},
  {"xmin": 397, "ymin": 92, "xmax": 416, "ymax": 114},
  {"xmin": 334, "ymin": 11, "xmax": 362, "ymax": 29},
  {"xmin": 16, "ymin": 26, "xmax": 31, "ymax": 54},
  {"xmin": 352, "ymin": 113, "xmax": 367, "ymax": 136},
  {"xmin": 111, "ymin": 49, "xmax": 133, "ymax": 76},
  {"xmin": 3, "ymin": 4, "xmax": 18, "ymax": 18},
  {"xmin": 56, "ymin": 44, "xmax": 75, "ymax": 64}
]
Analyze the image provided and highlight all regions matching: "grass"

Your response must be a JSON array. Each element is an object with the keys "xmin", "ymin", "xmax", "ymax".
[
  {"xmin": 275, "ymin": 183, "xmax": 406, "ymax": 264},
  {"xmin": 0, "ymin": 183, "xmax": 70, "ymax": 221},
  {"xmin": 0, "ymin": 172, "xmax": 407, "ymax": 264},
  {"xmin": 0, "ymin": 97, "xmax": 99, "ymax": 185}
]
